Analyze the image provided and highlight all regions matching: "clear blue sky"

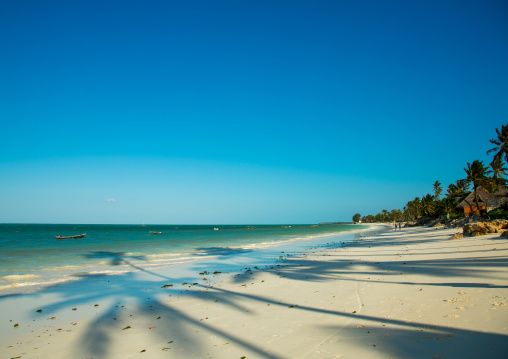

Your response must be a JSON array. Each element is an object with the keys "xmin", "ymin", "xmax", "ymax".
[{"xmin": 1, "ymin": 0, "xmax": 507, "ymax": 224}]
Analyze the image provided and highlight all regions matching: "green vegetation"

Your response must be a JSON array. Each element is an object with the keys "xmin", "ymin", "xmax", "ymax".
[
  {"xmin": 433, "ymin": 180, "xmax": 442, "ymax": 199},
  {"xmin": 358, "ymin": 125, "xmax": 508, "ymax": 223},
  {"xmin": 486, "ymin": 202, "xmax": 508, "ymax": 219},
  {"xmin": 464, "ymin": 160, "xmax": 492, "ymax": 214},
  {"xmin": 352, "ymin": 213, "xmax": 361, "ymax": 223},
  {"xmin": 491, "ymin": 157, "xmax": 508, "ymax": 188},
  {"xmin": 487, "ymin": 124, "xmax": 508, "ymax": 163}
]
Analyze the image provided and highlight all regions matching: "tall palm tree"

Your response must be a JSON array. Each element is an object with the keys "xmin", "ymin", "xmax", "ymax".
[
  {"xmin": 490, "ymin": 156, "xmax": 508, "ymax": 188},
  {"xmin": 464, "ymin": 160, "xmax": 492, "ymax": 215},
  {"xmin": 433, "ymin": 180, "xmax": 442, "ymax": 200},
  {"xmin": 487, "ymin": 124, "xmax": 508, "ymax": 163}
]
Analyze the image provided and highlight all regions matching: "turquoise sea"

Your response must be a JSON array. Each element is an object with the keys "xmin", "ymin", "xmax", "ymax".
[{"xmin": 0, "ymin": 223, "xmax": 368, "ymax": 295}]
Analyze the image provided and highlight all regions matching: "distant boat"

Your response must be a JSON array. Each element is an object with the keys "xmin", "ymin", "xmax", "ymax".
[
  {"xmin": 214, "ymin": 228, "xmax": 219, "ymax": 231},
  {"xmin": 152, "ymin": 231, "xmax": 162, "ymax": 234},
  {"xmin": 56, "ymin": 234, "xmax": 86, "ymax": 239}
]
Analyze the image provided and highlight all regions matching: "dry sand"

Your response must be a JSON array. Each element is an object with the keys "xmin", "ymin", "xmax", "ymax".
[{"xmin": 2, "ymin": 225, "xmax": 508, "ymax": 358}]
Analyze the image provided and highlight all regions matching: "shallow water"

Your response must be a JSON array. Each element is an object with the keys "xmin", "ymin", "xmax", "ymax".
[{"xmin": 0, "ymin": 223, "xmax": 368, "ymax": 295}]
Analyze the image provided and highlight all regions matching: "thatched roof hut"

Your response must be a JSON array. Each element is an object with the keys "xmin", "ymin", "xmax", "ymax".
[{"xmin": 456, "ymin": 186, "xmax": 508, "ymax": 215}]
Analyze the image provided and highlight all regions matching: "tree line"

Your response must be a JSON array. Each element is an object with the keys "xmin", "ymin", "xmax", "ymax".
[{"xmin": 353, "ymin": 124, "xmax": 508, "ymax": 224}]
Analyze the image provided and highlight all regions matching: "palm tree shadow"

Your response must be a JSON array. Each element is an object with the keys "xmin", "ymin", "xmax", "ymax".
[
  {"xmin": 237, "ymin": 254, "xmax": 508, "ymax": 287},
  {"xmin": 195, "ymin": 247, "xmax": 254, "ymax": 256},
  {"xmin": 317, "ymin": 324, "xmax": 508, "ymax": 358},
  {"xmin": 15, "ymin": 231, "xmax": 508, "ymax": 359},
  {"xmin": 51, "ymin": 251, "xmax": 283, "ymax": 358},
  {"xmin": 84, "ymin": 251, "xmax": 146, "ymax": 265}
]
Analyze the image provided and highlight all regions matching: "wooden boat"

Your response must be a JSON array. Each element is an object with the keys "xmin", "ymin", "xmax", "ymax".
[
  {"xmin": 55, "ymin": 233, "xmax": 86, "ymax": 239},
  {"xmin": 152, "ymin": 231, "xmax": 162, "ymax": 234}
]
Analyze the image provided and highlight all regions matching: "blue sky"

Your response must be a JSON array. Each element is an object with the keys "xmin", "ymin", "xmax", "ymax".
[{"xmin": 1, "ymin": 0, "xmax": 507, "ymax": 224}]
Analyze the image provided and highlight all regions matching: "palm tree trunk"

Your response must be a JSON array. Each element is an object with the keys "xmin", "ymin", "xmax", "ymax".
[{"xmin": 473, "ymin": 182, "xmax": 480, "ymax": 215}]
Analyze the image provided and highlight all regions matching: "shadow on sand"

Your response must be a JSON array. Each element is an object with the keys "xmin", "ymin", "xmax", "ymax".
[{"xmin": 7, "ymin": 227, "xmax": 508, "ymax": 358}]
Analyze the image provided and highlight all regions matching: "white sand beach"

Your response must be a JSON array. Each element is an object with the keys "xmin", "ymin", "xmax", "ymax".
[{"xmin": 2, "ymin": 225, "xmax": 508, "ymax": 359}]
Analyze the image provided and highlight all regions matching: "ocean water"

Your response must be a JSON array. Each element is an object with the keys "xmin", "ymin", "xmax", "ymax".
[{"xmin": 0, "ymin": 223, "xmax": 367, "ymax": 295}]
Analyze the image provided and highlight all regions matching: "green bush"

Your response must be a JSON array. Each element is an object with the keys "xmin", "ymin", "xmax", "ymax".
[
  {"xmin": 449, "ymin": 212, "xmax": 463, "ymax": 220},
  {"xmin": 487, "ymin": 207, "xmax": 508, "ymax": 220}
]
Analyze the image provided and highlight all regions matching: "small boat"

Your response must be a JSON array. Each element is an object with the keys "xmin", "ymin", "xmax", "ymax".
[
  {"xmin": 213, "ymin": 228, "xmax": 219, "ymax": 231},
  {"xmin": 56, "ymin": 234, "xmax": 86, "ymax": 239},
  {"xmin": 152, "ymin": 231, "xmax": 162, "ymax": 234}
]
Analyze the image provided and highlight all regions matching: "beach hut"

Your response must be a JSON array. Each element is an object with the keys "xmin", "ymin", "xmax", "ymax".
[{"xmin": 456, "ymin": 186, "xmax": 508, "ymax": 216}]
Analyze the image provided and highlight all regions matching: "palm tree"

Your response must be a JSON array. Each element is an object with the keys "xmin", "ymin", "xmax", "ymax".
[
  {"xmin": 433, "ymin": 180, "xmax": 442, "ymax": 200},
  {"xmin": 411, "ymin": 197, "xmax": 421, "ymax": 219},
  {"xmin": 456, "ymin": 179, "xmax": 471, "ymax": 195},
  {"xmin": 421, "ymin": 194, "xmax": 436, "ymax": 217},
  {"xmin": 487, "ymin": 124, "xmax": 508, "ymax": 163},
  {"xmin": 447, "ymin": 179, "xmax": 472, "ymax": 198},
  {"xmin": 446, "ymin": 183, "xmax": 459, "ymax": 198},
  {"xmin": 405, "ymin": 202, "xmax": 414, "ymax": 220},
  {"xmin": 490, "ymin": 156, "xmax": 508, "ymax": 188},
  {"xmin": 441, "ymin": 197, "xmax": 458, "ymax": 219},
  {"xmin": 390, "ymin": 209, "xmax": 402, "ymax": 222},
  {"xmin": 408, "ymin": 201, "xmax": 418, "ymax": 220},
  {"xmin": 464, "ymin": 160, "xmax": 492, "ymax": 215}
]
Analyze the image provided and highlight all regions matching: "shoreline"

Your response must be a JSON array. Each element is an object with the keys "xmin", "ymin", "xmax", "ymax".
[
  {"xmin": 0, "ymin": 224, "xmax": 375, "ymax": 297},
  {"xmin": 3, "ymin": 224, "xmax": 507, "ymax": 358}
]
